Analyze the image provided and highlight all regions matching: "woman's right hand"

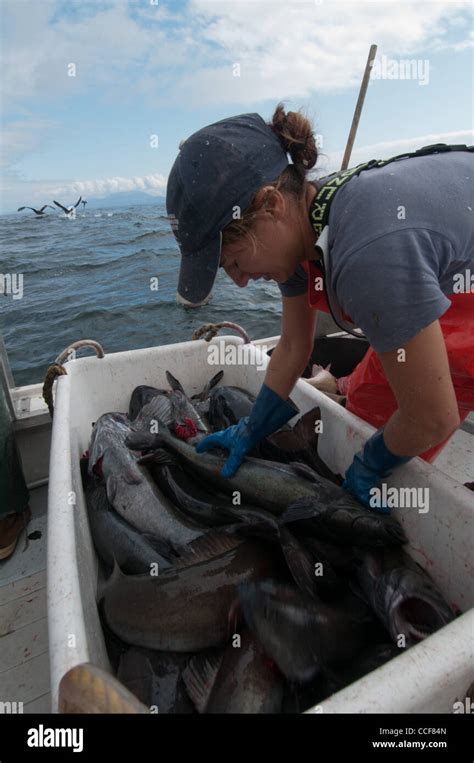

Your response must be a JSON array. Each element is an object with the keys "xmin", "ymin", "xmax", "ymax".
[
  {"xmin": 195, "ymin": 382, "xmax": 299, "ymax": 478},
  {"xmin": 195, "ymin": 418, "xmax": 256, "ymax": 478}
]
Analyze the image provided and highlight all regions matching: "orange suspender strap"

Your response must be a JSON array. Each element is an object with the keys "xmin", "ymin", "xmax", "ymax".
[{"xmin": 302, "ymin": 259, "xmax": 330, "ymax": 312}]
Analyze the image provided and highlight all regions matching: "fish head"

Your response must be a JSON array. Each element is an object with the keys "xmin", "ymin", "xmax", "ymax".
[
  {"xmin": 380, "ymin": 567, "xmax": 456, "ymax": 646},
  {"xmin": 169, "ymin": 391, "xmax": 207, "ymax": 435},
  {"xmin": 174, "ymin": 417, "xmax": 199, "ymax": 441},
  {"xmin": 88, "ymin": 413, "xmax": 132, "ymax": 474}
]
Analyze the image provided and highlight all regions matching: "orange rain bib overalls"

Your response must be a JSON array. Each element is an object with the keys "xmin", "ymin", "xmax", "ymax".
[{"xmin": 303, "ymin": 258, "xmax": 474, "ymax": 462}]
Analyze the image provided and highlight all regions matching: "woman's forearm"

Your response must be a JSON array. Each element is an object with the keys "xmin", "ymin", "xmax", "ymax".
[
  {"xmin": 263, "ymin": 338, "xmax": 311, "ymax": 400},
  {"xmin": 378, "ymin": 323, "xmax": 461, "ymax": 458}
]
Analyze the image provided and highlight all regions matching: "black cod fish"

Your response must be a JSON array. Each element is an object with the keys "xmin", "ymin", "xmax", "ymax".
[
  {"xmin": 215, "ymin": 503, "xmax": 343, "ymax": 602},
  {"xmin": 281, "ymin": 494, "xmax": 407, "ymax": 548},
  {"xmin": 125, "ymin": 426, "xmax": 344, "ymax": 516},
  {"xmin": 101, "ymin": 533, "xmax": 276, "ymax": 652},
  {"xmin": 354, "ymin": 548, "xmax": 456, "ymax": 646},
  {"xmin": 117, "ymin": 647, "xmax": 195, "ymax": 713},
  {"xmin": 126, "ymin": 426, "xmax": 407, "ymax": 547},
  {"xmin": 238, "ymin": 580, "xmax": 374, "ymax": 683},
  {"xmin": 88, "ymin": 413, "xmax": 204, "ymax": 546},
  {"xmin": 207, "ymin": 385, "xmax": 256, "ymax": 430},
  {"xmin": 141, "ymin": 453, "xmax": 290, "ymax": 531},
  {"xmin": 296, "ymin": 534, "xmax": 355, "ymax": 573},
  {"xmin": 182, "ymin": 631, "xmax": 284, "ymax": 714},
  {"xmin": 129, "ymin": 370, "xmax": 223, "ymax": 435},
  {"xmin": 84, "ymin": 481, "xmax": 174, "ymax": 574},
  {"xmin": 277, "ymin": 525, "xmax": 343, "ymax": 602},
  {"xmin": 140, "ymin": 449, "xmax": 248, "ymax": 528},
  {"xmin": 132, "ymin": 384, "xmax": 208, "ymax": 437},
  {"xmin": 129, "ymin": 371, "xmax": 224, "ymax": 440}
]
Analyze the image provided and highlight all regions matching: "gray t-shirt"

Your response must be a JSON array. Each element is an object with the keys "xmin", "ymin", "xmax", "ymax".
[{"xmin": 279, "ymin": 151, "xmax": 474, "ymax": 352}]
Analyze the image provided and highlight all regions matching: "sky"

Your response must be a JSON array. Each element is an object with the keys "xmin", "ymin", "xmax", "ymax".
[{"xmin": 0, "ymin": 0, "xmax": 473, "ymax": 213}]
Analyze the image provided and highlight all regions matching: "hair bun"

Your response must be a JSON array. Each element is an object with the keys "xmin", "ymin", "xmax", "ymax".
[{"xmin": 270, "ymin": 102, "xmax": 317, "ymax": 170}]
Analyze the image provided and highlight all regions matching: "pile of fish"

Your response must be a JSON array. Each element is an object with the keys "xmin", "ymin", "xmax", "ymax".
[{"xmin": 81, "ymin": 370, "xmax": 456, "ymax": 714}]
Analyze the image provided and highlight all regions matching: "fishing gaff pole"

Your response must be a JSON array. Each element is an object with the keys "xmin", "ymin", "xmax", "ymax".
[{"xmin": 341, "ymin": 44, "xmax": 378, "ymax": 170}]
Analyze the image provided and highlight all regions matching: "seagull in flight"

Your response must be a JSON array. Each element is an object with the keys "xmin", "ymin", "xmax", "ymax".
[
  {"xmin": 17, "ymin": 205, "xmax": 55, "ymax": 216},
  {"xmin": 53, "ymin": 196, "xmax": 83, "ymax": 216}
]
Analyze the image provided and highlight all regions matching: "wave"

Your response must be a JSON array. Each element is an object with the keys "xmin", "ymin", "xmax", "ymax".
[
  {"xmin": 4, "ymin": 248, "xmax": 167, "ymax": 277},
  {"xmin": 83, "ymin": 229, "xmax": 171, "ymax": 247},
  {"xmin": 68, "ymin": 300, "xmax": 178, "ymax": 324},
  {"xmin": 114, "ymin": 229, "xmax": 171, "ymax": 245}
]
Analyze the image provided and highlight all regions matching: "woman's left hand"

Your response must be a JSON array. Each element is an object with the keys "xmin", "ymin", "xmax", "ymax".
[
  {"xmin": 344, "ymin": 319, "xmax": 460, "ymax": 511},
  {"xmin": 343, "ymin": 428, "xmax": 411, "ymax": 512}
]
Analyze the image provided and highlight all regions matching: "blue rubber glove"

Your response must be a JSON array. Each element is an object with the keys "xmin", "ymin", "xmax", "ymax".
[
  {"xmin": 195, "ymin": 383, "xmax": 298, "ymax": 478},
  {"xmin": 342, "ymin": 428, "xmax": 412, "ymax": 513}
]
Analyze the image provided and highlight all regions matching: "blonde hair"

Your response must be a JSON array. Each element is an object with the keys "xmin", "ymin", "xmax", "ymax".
[{"xmin": 222, "ymin": 103, "xmax": 318, "ymax": 252}]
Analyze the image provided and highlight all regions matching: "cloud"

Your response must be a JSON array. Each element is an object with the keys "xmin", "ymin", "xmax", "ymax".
[
  {"xmin": 430, "ymin": 29, "xmax": 474, "ymax": 52},
  {"xmin": 2, "ymin": 0, "xmax": 472, "ymax": 110},
  {"xmin": 0, "ymin": 1, "xmax": 193, "ymax": 110},
  {"xmin": 167, "ymin": 0, "xmax": 473, "ymax": 106},
  {"xmin": 49, "ymin": 173, "xmax": 167, "ymax": 198}
]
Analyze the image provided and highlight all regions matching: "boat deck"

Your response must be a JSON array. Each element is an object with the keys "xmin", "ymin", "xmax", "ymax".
[{"xmin": 0, "ymin": 484, "xmax": 50, "ymax": 713}]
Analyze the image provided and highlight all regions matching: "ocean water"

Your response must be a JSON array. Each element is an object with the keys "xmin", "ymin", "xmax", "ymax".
[{"xmin": 0, "ymin": 202, "xmax": 283, "ymax": 387}]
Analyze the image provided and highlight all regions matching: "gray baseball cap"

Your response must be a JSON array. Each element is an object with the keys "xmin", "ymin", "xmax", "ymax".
[{"xmin": 166, "ymin": 112, "xmax": 290, "ymax": 306}]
